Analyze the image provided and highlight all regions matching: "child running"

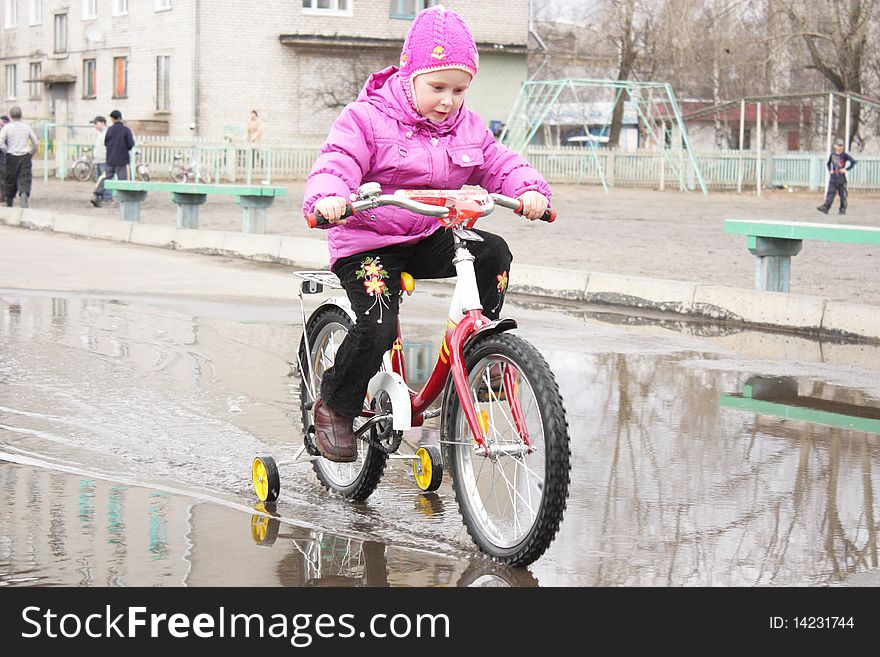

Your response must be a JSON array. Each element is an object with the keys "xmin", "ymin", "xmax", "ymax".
[{"xmin": 302, "ymin": 5, "xmax": 553, "ymax": 462}]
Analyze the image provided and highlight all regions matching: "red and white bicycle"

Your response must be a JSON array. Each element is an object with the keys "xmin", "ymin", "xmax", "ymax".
[{"xmin": 251, "ymin": 183, "xmax": 571, "ymax": 566}]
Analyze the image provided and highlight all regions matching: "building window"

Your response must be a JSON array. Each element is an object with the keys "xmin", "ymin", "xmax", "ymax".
[
  {"xmin": 156, "ymin": 55, "xmax": 170, "ymax": 111},
  {"xmin": 155, "ymin": 0, "xmax": 171, "ymax": 11},
  {"xmin": 82, "ymin": 0, "xmax": 96, "ymax": 19},
  {"xmin": 83, "ymin": 59, "xmax": 97, "ymax": 98},
  {"xmin": 5, "ymin": 0, "xmax": 19, "ymax": 28},
  {"xmin": 302, "ymin": 0, "xmax": 351, "ymax": 14},
  {"xmin": 113, "ymin": 56, "xmax": 127, "ymax": 98},
  {"xmin": 29, "ymin": 0, "xmax": 41, "ymax": 25},
  {"xmin": 113, "ymin": 0, "xmax": 128, "ymax": 15},
  {"xmin": 390, "ymin": 0, "xmax": 436, "ymax": 18},
  {"xmin": 5, "ymin": 65, "xmax": 17, "ymax": 100},
  {"xmin": 53, "ymin": 13, "xmax": 68, "ymax": 53},
  {"xmin": 29, "ymin": 61, "xmax": 41, "ymax": 98}
]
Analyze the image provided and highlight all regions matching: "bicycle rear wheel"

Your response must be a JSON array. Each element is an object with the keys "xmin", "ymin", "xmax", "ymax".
[
  {"xmin": 299, "ymin": 305, "xmax": 387, "ymax": 501},
  {"xmin": 444, "ymin": 333, "xmax": 570, "ymax": 566},
  {"xmin": 170, "ymin": 164, "xmax": 187, "ymax": 182},
  {"xmin": 72, "ymin": 160, "xmax": 93, "ymax": 182}
]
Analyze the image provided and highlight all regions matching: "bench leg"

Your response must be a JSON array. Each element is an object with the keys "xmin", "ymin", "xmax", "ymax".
[
  {"xmin": 238, "ymin": 195, "xmax": 275, "ymax": 234},
  {"xmin": 172, "ymin": 192, "xmax": 208, "ymax": 229},
  {"xmin": 114, "ymin": 190, "xmax": 148, "ymax": 223},
  {"xmin": 755, "ymin": 255, "xmax": 792, "ymax": 293},
  {"xmin": 747, "ymin": 237, "xmax": 803, "ymax": 293}
]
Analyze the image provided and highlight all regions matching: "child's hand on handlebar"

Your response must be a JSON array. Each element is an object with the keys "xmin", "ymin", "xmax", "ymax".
[
  {"xmin": 517, "ymin": 191, "xmax": 550, "ymax": 221},
  {"xmin": 314, "ymin": 196, "xmax": 350, "ymax": 224}
]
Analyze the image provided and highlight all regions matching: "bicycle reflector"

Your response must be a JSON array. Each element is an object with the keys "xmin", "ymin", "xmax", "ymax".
[{"xmin": 437, "ymin": 199, "xmax": 483, "ymax": 229}]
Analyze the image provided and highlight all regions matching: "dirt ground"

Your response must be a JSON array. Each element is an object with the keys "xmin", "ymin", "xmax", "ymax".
[{"xmin": 20, "ymin": 176, "xmax": 880, "ymax": 306}]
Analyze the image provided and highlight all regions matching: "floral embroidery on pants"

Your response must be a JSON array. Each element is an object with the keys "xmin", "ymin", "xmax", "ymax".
[
  {"xmin": 356, "ymin": 256, "xmax": 391, "ymax": 323},
  {"xmin": 492, "ymin": 270, "xmax": 508, "ymax": 313}
]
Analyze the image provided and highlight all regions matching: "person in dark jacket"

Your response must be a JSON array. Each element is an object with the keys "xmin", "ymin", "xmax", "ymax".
[
  {"xmin": 93, "ymin": 109, "xmax": 135, "ymax": 207},
  {"xmin": 817, "ymin": 138, "xmax": 857, "ymax": 215}
]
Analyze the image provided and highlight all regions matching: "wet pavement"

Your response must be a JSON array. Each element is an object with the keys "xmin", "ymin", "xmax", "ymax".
[
  {"xmin": 2, "ymin": 228, "xmax": 880, "ymax": 587},
  {"xmin": 2, "ymin": 284, "xmax": 879, "ymax": 587}
]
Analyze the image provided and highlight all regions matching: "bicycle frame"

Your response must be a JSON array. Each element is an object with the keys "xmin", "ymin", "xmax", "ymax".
[{"xmin": 373, "ymin": 231, "xmax": 521, "ymax": 456}]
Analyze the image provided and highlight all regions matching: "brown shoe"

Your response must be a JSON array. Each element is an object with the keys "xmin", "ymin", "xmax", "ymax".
[{"xmin": 313, "ymin": 399, "xmax": 357, "ymax": 462}]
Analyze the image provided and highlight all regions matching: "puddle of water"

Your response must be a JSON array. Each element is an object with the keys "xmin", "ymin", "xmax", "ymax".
[
  {"xmin": 2, "ymin": 291, "xmax": 880, "ymax": 586},
  {"xmin": 0, "ymin": 461, "xmax": 534, "ymax": 587}
]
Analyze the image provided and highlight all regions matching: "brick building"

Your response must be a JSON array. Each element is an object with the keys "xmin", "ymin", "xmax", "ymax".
[{"xmin": 0, "ymin": 0, "xmax": 529, "ymax": 142}]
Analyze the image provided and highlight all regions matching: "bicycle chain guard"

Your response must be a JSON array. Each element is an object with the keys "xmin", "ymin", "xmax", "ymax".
[{"xmin": 366, "ymin": 391, "xmax": 403, "ymax": 454}]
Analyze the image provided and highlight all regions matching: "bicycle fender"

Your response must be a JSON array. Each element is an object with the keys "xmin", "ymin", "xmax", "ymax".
[
  {"xmin": 367, "ymin": 371, "xmax": 413, "ymax": 430},
  {"xmin": 463, "ymin": 317, "xmax": 518, "ymax": 350},
  {"xmin": 316, "ymin": 296, "xmax": 357, "ymax": 324}
]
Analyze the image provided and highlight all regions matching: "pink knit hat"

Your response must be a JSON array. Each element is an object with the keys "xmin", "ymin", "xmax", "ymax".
[{"xmin": 399, "ymin": 5, "xmax": 479, "ymax": 112}]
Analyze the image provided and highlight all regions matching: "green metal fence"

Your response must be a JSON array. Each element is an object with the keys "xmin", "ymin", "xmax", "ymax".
[{"xmin": 41, "ymin": 132, "xmax": 880, "ymax": 192}]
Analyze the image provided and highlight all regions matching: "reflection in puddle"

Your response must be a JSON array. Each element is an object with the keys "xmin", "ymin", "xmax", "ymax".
[
  {"xmin": 721, "ymin": 375, "xmax": 880, "ymax": 434},
  {"xmin": 245, "ymin": 504, "xmax": 538, "ymax": 587}
]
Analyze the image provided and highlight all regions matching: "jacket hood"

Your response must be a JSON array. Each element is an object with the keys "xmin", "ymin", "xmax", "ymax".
[{"xmin": 358, "ymin": 66, "xmax": 467, "ymax": 136}]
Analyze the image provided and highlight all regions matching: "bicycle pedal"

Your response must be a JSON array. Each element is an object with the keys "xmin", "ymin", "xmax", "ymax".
[
  {"xmin": 303, "ymin": 427, "xmax": 320, "ymax": 456},
  {"xmin": 476, "ymin": 389, "xmax": 506, "ymax": 403}
]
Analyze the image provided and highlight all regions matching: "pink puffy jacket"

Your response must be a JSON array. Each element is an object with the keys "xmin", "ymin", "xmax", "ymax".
[{"xmin": 303, "ymin": 66, "xmax": 552, "ymax": 268}]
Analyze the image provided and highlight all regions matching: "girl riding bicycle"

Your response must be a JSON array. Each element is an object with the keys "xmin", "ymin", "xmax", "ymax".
[{"xmin": 303, "ymin": 5, "xmax": 552, "ymax": 463}]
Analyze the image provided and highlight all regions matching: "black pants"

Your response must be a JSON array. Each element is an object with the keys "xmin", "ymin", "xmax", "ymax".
[
  {"xmin": 5, "ymin": 153, "xmax": 32, "ymax": 205},
  {"xmin": 321, "ymin": 228, "xmax": 513, "ymax": 418},
  {"xmin": 95, "ymin": 164, "xmax": 129, "ymax": 200},
  {"xmin": 822, "ymin": 176, "xmax": 848, "ymax": 211}
]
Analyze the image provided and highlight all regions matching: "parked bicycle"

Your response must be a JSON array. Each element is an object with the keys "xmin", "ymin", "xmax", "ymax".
[
  {"xmin": 170, "ymin": 149, "xmax": 211, "ymax": 183},
  {"xmin": 71, "ymin": 153, "xmax": 96, "ymax": 182},
  {"xmin": 251, "ymin": 183, "xmax": 571, "ymax": 566},
  {"xmin": 133, "ymin": 148, "xmax": 151, "ymax": 182},
  {"xmin": 71, "ymin": 148, "xmax": 150, "ymax": 182}
]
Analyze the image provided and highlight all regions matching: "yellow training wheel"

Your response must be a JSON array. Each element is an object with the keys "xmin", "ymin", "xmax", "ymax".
[
  {"xmin": 413, "ymin": 446, "xmax": 443, "ymax": 492},
  {"xmin": 252, "ymin": 456, "xmax": 280, "ymax": 503}
]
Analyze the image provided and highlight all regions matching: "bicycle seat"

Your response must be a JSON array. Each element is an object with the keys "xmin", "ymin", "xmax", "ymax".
[{"xmin": 400, "ymin": 272, "xmax": 415, "ymax": 295}]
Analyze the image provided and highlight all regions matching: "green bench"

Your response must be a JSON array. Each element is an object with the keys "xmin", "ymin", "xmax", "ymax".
[
  {"xmin": 104, "ymin": 180, "xmax": 288, "ymax": 233},
  {"xmin": 720, "ymin": 376, "xmax": 880, "ymax": 435},
  {"xmin": 725, "ymin": 219, "xmax": 880, "ymax": 292}
]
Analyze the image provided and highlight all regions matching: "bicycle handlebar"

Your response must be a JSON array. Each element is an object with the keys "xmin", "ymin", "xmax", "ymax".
[{"xmin": 306, "ymin": 189, "xmax": 556, "ymax": 229}]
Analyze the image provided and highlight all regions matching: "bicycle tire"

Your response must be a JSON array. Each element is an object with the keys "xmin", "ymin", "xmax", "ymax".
[
  {"xmin": 443, "ymin": 332, "xmax": 570, "ymax": 566},
  {"xmin": 72, "ymin": 160, "xmax": 93, "ymax": 182},
  {"xmin": 170, "ymin": 164, "xmax": 187, "ymax": 182},
  {"xmin": 299, "ymin": 305, "xmax": 387, "ymax": 501},
  {"xmin": 138, "ymin": 166, "xmax": 151, "ymax": 182}
]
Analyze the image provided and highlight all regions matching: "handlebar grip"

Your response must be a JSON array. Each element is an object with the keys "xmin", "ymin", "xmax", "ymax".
[
  {"xmin": 515, "ymin": 200, "xmax": 557, "ymax": 223},
  {"xmin": 306, "ymin": 202, "xmax": 354, "ymax": 229}
]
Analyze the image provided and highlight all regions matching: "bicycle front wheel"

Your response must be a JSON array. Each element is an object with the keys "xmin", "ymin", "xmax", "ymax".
[
  {"xmin": 444, "ymin": 333, "xmax": 571, "ymax": 566},
  {"xmin": 170, "ymin": 164, "xmax": 186, "ymax": 182},
  {"xmin": 72, "ymin": 160, "xmax": 93, "ymax": 182}
]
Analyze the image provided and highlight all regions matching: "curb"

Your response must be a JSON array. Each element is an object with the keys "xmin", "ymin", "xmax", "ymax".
[{"xmin": 2, "ymin": 207, "xmax": 879, "ymax": 343}]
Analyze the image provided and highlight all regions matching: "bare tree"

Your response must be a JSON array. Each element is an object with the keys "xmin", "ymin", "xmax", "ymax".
[{"xmin": 780, "ymin": 0, "xmax": 879, "ymax": 142}]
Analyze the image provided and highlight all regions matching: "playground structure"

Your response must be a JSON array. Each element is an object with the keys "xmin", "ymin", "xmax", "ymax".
[{"xmin": 500, "ymin": 78, "xmax": 709, "ymax": 195}]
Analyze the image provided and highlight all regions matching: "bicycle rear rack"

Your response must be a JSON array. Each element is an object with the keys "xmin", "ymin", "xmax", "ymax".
[{"xmin": 292, "ymin": 270, "xmax": 342, "ymax": 295}]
